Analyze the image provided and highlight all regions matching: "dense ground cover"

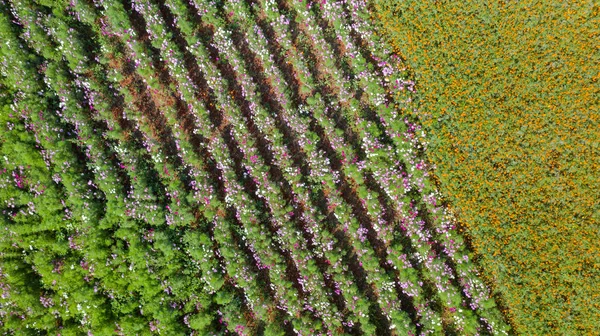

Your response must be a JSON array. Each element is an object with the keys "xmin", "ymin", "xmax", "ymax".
[
  {"xmin": 373, "ymin": 0, "xmax": 599, "ymax": 334},
  {"xmin": 0, "ymin": 0, "xmax": 510, "ymax": 335}
]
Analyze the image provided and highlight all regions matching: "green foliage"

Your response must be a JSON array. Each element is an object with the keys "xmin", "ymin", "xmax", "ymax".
[{"xmin": 188, "ymin": 312, "xmax": 213, "ymax": 331}]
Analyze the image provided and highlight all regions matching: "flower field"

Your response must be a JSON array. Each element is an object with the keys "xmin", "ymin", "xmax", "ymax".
[
  {"xmin": 374, "ymin": 0, "xmax": 599, "ymax": 335},
  {"xmin": 0, "ymin": 0, "xmax": 514, "ymax": 335}
]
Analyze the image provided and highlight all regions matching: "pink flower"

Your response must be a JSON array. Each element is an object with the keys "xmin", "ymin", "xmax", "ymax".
[
  {"xmin": 235, "ymin": 325, "xmax": 245, "ymax": 334},
  {"xmin": 149, "ymin": 320, "xmax": 158, "ymax": 332}
]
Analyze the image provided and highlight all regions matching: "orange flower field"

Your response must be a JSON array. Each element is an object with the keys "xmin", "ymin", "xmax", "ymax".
[{"xmin": 373, "ymin": 0, "xmax": 599, "ymax": 334}]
